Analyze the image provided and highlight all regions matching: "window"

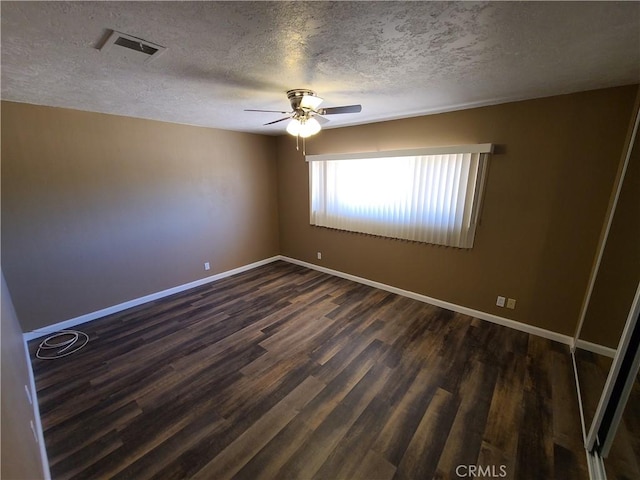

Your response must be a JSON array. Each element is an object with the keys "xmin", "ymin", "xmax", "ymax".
[{"xmin": 308, "ymin": 144, "xmax": 492, "ymax": 249}]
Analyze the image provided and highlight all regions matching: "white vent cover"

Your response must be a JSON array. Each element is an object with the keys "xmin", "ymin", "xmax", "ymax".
[{"xmin": 99, "ymin": 30, "xmax": 166, "ymax": 63}]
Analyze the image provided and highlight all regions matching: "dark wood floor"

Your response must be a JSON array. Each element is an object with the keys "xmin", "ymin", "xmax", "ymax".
[{"xmin": 30, "ymin": 260, "xmax": 587, "ymax": 479}]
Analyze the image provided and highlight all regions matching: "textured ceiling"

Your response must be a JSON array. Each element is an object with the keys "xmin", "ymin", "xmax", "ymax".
[{"xmin": 2, "ymin": 1, "xmax": 639, "ymax": 135}]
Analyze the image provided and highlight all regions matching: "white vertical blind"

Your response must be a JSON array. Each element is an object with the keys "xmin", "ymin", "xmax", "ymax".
[{"xmin": 310, "ymin": 150, "xmax": 489, "ymax": 248}]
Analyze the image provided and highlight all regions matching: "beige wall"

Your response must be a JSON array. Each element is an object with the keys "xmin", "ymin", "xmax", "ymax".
[
  {"xmin": 580, "ymin": 109, "xmax": 640, "ymax": 348},
  {"xmin": 1, "ymin": 102, "xmax": 280, "ymax": 331},
  {"xmin": 1, "ymin": 271, "xmax": 47, "ymax": 479},
  {"xmin": 277, "ymin": 86, "xmax": 638, "ymax": 336},
  {"xmin": 2, "ymin": 86, "xmax": 637, "ymax": 339}
]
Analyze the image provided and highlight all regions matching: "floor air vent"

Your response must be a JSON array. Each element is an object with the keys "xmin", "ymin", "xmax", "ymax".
[{"xmin": 99, "ymin": 30, "xmax": 166, "ymax": 63}]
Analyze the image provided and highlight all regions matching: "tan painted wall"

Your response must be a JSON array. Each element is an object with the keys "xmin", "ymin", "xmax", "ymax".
[
  {"xmin": 277, "ymin": 86, "xmax": 638, "ymax": 336},
  {"xmin": 1, "ymin": 102, "xmax": 280, "ymax": 331},
  {"xmin": 1, "ymin": 271, "xmax": 47, "ymax": 479},
  {"xmin": 3, "ymin": 86, "xmax": 637, "ymax": 339},
  {"xmin": 580, "ymin": 111, "xmax": 640, "ymax": 348}
]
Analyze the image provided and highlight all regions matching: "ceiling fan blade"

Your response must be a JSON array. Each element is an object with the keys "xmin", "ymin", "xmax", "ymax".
[
  {"xmin": 314, "ymin": 115, "xmax": 330, "ymax": 125},
  {"xmin": 263, "ymin": 116, "xmax": 291, "ymax": 126},
  {"xmin": 245, "ymin": 109, "xmax": 291, "ymax": 114},
  {"xmin": 319, "ymin": 105, "xmax": 362, "ymax": 115}
]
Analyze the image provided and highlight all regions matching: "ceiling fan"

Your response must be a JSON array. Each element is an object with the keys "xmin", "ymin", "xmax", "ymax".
[{"xmin": 245, "ymin": 89, "xmax": 362, "ymax": 141}]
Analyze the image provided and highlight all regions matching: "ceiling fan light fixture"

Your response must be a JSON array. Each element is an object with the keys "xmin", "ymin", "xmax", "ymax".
[
  {"xmin": 286, "ymin": 118, "xmax": 302, "ymax": 136},
  {"xmin": 299, "ymin": 117, "xmax": 321, "ymax": 138},
  {"xmin": 287, "ymin": 117, "xmax": 321, "ymax": 138}
]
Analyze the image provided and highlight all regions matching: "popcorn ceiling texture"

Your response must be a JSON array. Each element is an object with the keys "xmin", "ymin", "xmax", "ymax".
[{"xmin": 1, "ymin": 1, "xmax": 638, "ymax": 134}]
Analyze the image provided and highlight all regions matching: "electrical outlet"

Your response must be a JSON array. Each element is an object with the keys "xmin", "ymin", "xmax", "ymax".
[
  {"xmin": 496, "ymin": 296, "xmax": 506, "ymax": 307},
  {"xmin": 507, "ymin": 298, "xmax": 517, "ymax": 309},
  {"xmin": 204, "ymin": 262, "xmax": 210, "ymax": 271},
  {"xmin": 317, "ymin": 252, "xmax": 322, "ymax": 260}
]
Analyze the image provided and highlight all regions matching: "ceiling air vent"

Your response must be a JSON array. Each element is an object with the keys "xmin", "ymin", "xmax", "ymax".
[{"xmin": 99, "ymin": 30, "xmax": 166, "ymax": 63}]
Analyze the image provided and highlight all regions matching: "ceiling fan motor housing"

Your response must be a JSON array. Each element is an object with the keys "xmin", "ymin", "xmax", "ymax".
[{"xmin": 287, "ymin": 89, "xmax": 319, "ymax": 115}]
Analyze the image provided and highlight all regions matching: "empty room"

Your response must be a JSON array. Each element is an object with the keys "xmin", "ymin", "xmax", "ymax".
[{"xmin": 2, "ymin": 2, "xmax": 639, "ymax": 479}]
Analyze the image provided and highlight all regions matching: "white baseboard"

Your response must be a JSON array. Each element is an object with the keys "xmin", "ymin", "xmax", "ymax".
[
  {"xmin": 575, "ymin": 339, "xmax": 617, "ymax": 358},
  {"xmin": 279, "ymin": 255, "xmax": 574, "ymax": 347},
  {"xmin": 23, "ymin": 256, "xmax": 281, "ymax": 341},
  {"xmin": 25, "ymin": 253, "xmax": 579, "ymax": 349}
]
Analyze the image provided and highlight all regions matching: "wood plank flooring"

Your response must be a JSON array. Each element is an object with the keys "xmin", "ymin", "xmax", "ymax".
[{"xmin": 29, "ymin": 260, "xmax": 587, "ymax": 479}]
